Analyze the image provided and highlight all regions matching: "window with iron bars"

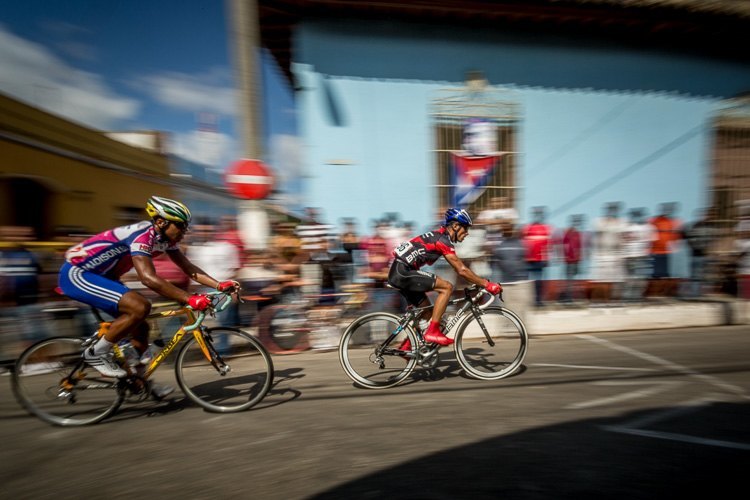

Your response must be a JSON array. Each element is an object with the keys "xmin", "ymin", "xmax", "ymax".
[
  {"xmin": 431, "ymin": 79, "xmax": 521, "ymax": 219},
  {"xmin": 710, "ymin": 97, "xmax": 750, "ymax": 250}
]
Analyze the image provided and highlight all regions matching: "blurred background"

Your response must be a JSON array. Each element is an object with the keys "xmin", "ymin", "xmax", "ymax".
[{"xmin": 1, "ymin": 0, "xmax": 750, "ymax": 361}]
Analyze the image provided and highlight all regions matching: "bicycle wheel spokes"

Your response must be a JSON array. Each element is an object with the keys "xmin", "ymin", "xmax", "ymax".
[
  {"xmin": 455, "ymin": 307, "xmax": 528, "ymax": 380},
  {"xmin": 12, "ymin": 337, "xmax": 123, "ymax": 426},
  {"xmin": 339, "ymin": 312, "xmax": 417, "ymax": 389},
  {"xmin": 176, "ymin": 328, "xmax": 274, "ymax": 413}
]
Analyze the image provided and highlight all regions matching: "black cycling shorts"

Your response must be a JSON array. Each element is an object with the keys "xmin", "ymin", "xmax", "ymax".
[{"xmin": 387, "ymin": 260, "xmax": 437, "ymax": 306}]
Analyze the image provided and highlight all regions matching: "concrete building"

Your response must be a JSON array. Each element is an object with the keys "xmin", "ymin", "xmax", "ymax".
[
  {"xmin": 0, "ymin": 92, "xmax": 235, "ymax": 240},
  {"xmin": 257, "ymin": 0, "xmax": 750, "ymax": 277}
]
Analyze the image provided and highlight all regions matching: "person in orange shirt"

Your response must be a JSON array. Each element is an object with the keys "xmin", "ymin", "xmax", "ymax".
[{"xmin": 649, "ymin": 202, "xmax": 682, "ymax": 296}]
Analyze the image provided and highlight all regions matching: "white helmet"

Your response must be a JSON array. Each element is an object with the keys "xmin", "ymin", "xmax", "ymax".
[{"xmin": 145, "ymin": 196, "xmax": 192, "ymax": 225}]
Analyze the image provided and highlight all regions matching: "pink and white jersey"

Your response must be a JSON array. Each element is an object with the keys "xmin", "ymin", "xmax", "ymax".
[{"xmin": 64, "ymin": 221, "xmax": 178, "ymax": 279}]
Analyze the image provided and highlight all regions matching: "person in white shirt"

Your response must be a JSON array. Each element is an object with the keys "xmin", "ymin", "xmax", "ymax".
[
  {"xmin": 477, "ymin": 196, "xmax": 519, "ymax": 233},
  {"xmin": 187, "ymin": 221, "xmax": 242, "ymax": 329},
  {"xmin": 590, "ymin": 202, "xmax": 627, "ymax": 304},
  {"xmin": 621, "ymin": 208, "xmax": 656, "ymax": 302}
]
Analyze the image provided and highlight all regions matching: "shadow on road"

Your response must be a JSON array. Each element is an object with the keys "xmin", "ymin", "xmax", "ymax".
[
  {"xmin": 311, "ymin": 401, "xmax": 749, "ymax": 499},
  {"xmin": 97, "ymin": 367, "xmax": 309, "ymax": 423},
  {"xmin": 379, "ymin": 351, "xmax": 529, "ymax": 388},
  {"xmin": 252, "ymin": 367, "xmax": 305, "ymax": 410}
]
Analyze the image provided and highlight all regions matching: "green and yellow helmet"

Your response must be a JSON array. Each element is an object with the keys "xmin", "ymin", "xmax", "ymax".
[{"xmin": 146, "ymin": 196, "xmax": 192, "ymax": 224}]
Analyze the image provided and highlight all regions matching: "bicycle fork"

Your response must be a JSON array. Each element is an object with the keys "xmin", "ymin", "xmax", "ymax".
[
  {"xmin": 470, "ymin": 307, "xmax": 495, "ymax": 347},
  {"xmin": 455, "ymin": 294, "xmax": 496, "ymax": 347},
  {"xmin": 197, "ymin": 330, "xmax": 231, "ymax": 376}
]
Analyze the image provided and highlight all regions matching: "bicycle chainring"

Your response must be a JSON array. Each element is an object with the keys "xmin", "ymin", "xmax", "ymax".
[{"xmin": 417, "ymin": 345, "xmax": 439, "ymax": 369}]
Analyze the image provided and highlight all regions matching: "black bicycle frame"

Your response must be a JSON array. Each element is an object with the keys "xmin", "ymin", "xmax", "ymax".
[{"xmin": 379, "ymin": 285, "xmax": 494, "ymax": 352}]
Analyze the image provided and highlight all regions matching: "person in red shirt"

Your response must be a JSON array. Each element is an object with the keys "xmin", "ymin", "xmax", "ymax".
[
  {"xmin": 362, "ymin": 220, "xmax": 392, "ymax": 280},
  {"xmin": 558, "ymin": 214, "xmax": 585, "ymax": 303},
  {"xmin": 360, "ymin": 219, "xmax": 398, "ymax": 313},
  {"xmin": 522, "ymin": 206, "xmax": 554, "ymax": 307},
  {"xmin": 387, "ymin": 208, "xmax": 502, "ymax": 347},
  {"xmin": 650, "ymin": 202, "xmax": 682, "ymax": 296}
]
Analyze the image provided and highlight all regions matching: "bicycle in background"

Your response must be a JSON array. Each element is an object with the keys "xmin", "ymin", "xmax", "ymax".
[
  {"xmin": 339, "ymin": 285, "xmax": 528, "ymax": 389},
  {"xmin": 256, "ymin": 283, "xmax": 371, "ymax": 353},
  {"xmin": 12, "ymin": 289, "xmax": 274, "ymax": 426}
]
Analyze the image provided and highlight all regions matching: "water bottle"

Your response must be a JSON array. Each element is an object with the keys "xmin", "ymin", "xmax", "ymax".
[
  {"xmin": 139, "ymin": 344, "xmax": 158, "ymax": 366},
  {"xmin": 116, "ymin": 340, "xmax": 140, "ymax": 368},
  {"xmin": 440, "ymin": 315, "xmax": 454, "ymax": 332}
]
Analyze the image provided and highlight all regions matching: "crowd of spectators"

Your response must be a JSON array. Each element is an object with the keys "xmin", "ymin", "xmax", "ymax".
[
  {"xmin": 472, "ymin": 199, "xmax": 750, "ymax": 307},
  {"xmin": 1, "ymin": 200, "xmax": 749, "ymax": 358}
]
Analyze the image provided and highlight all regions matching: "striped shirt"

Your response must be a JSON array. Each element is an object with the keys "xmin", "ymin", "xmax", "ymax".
[{"xmin": 296, "ymin": 223, "xmax": 336, "ymax": 252}]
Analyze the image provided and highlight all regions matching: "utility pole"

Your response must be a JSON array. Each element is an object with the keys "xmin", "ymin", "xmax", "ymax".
[
  {"xmin": 227, "ymin": 0, "xmax": 270, "ymax": 250},
  {"xmin": 228, "ymin": 0, "xmax": 263, "ymax": 159}
]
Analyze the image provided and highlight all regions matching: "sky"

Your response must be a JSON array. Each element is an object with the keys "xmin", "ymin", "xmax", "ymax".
[{"xmin": 0, "ymin": 0, "xmax": 298, "ymax": 184}]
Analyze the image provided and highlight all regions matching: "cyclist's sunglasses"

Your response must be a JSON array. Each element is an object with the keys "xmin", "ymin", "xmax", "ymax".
[{"xmin": 171, "ymin": 221, "xmax": 189, "ymax": 232}]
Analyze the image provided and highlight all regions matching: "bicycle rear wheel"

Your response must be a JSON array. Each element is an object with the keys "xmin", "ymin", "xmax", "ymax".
[
  {"xmin": 176, "ymin": 328, "xmax": 274, "ymax": 412},
  {"xmin": 12, "ymin": 337, "xmax": 123, "ymax": 426},
  {"xmin": 338, "ymin": 312, "xmax": 418, "ymax": 389},
  {"xmin": 454, "ymin": 306, "xmax": 528, "ymax": 380}
]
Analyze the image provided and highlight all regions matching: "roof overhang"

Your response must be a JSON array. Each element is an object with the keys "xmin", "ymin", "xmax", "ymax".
[{"xmin": 259, "ymin": 0, "xmax": 750, "ymax": 85}]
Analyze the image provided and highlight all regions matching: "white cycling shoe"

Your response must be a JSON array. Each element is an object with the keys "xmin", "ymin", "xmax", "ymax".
[{"xmin": 83, "ymin": 348, "xmax": 127, "ymax": 378}]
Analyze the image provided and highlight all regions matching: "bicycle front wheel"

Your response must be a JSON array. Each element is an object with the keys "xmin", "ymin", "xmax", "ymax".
[
  {"xmin": 176, "ymin": 328, "xmax": 274, "ymax": 412},
  {"xmin": 12, "ymin": 337, "xmax": 123, "ymax": 426},
  {"xmin": 339, "ymin": 312, "xmax": 418, "ymax": 389},
  {"xmin": 454, "ymin": 306, "xmax": 528, "ymax": 380}
]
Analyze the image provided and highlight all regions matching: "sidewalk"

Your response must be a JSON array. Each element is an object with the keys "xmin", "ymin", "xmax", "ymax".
[
  {"xmin": 524, "ymin": 298, "xmax": 748, "ymax": 335},
  {"xmin": 499, "ymin": 281, "xmax": 750, "ymax": 336}
]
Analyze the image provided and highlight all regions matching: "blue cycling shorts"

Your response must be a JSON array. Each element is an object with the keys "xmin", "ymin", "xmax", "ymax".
[{"xmin": 58, "ymin": 262, "xmax": 129, "ymax": 318}]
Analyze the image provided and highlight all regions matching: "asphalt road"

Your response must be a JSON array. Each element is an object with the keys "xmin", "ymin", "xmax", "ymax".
[{"xmin": 1, "ymin": 325, "xmax": 749, "ymax": 499}]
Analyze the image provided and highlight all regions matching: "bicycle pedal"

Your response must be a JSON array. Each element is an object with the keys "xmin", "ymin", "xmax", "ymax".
[{"xmin": 123, "ymin": 377, "xmax": 149, "ymax": 399}]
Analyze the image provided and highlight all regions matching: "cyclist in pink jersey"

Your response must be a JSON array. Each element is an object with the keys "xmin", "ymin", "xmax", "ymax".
[
  {"xmin": 59, "ymin": 196, "xmax": 239, "ymax": 379},
  {"xmin": 388, "ymin": 208, "xmax": 502, "ymax": 347}
]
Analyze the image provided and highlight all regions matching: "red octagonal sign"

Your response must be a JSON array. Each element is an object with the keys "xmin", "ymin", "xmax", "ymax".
[{"xmin": 225, "ymin": 159, "xmax": 274, "ymax": 200}]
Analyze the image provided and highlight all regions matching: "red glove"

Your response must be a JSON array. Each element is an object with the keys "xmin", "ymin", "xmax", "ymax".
[
  {"xmin": 216, "ymin": 280, "xmax": 240, "ymax": 292},
  {"xmin": 188, "ymin": 294, "xmax": 211, "ymax": 311},
  {"xmin": 485, "ymin": 281, "xmax": 503, "ymax": 295}
]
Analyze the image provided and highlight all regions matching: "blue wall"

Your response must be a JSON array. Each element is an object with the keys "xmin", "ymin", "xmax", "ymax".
[{"xmin": 291, "ymin": 19, "xmax": 750, "ymax": 277}]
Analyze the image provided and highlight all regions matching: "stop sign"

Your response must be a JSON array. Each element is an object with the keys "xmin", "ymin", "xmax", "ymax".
[{"xmin": 225, "ymin": 159, "xmax": 274, "ymax": 200}]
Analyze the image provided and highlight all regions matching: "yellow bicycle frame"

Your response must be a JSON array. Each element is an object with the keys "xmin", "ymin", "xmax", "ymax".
[{"xmin": 98, "ymin": 305, "xmax": 214, "ymax": 380}]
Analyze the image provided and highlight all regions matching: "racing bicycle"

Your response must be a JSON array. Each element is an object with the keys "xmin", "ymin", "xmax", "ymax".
[
  {"xmin": 12, "ymin": 289, "xmax": 274, "ymax": 426},
  {"xmin": 339, "ymin": 285, "xmax": 528, "ymax": 389}
]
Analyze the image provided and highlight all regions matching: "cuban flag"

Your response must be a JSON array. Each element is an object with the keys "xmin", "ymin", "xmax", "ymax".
[
  {"xmin": 451, "ymin": 119, "xmax": 505, "ymax": 206},
  {"xmin": 451, "ymin": 152, "xmax": 502, "ymax": 206}
]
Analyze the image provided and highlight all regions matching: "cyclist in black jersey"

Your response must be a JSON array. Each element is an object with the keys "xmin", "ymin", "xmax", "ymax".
[{"xmin": 388, "ymin": 208, "xmax": 503, "ymax": 346}]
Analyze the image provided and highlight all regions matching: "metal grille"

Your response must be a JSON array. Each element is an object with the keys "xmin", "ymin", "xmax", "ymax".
[
  {"xmin": 430, "ymin": 81, "xmax": 521, "ymax": 215},
  {"xmin": 710, "ymin": 96, "xmax": 750, "ymax": 250}
]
